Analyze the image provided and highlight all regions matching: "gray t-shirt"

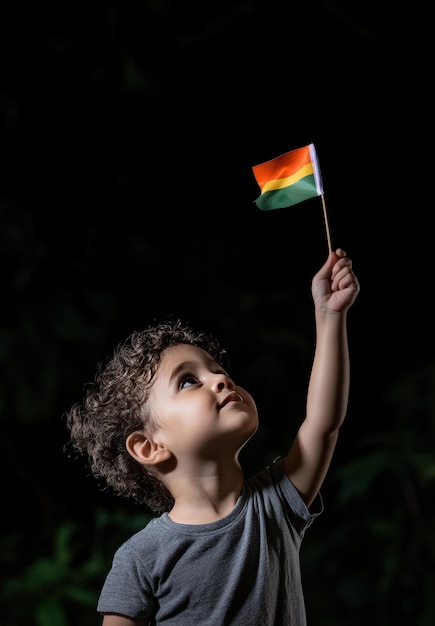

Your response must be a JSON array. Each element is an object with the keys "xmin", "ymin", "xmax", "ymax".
[{"xmin": 97, "ymin": 458, "xmax": 323, "ymax": 625}]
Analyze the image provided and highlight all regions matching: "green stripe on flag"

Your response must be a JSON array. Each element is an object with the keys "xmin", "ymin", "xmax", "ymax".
[{"xmin": 255, "ymin": 174, "xmax": 318, "ymax": 211}]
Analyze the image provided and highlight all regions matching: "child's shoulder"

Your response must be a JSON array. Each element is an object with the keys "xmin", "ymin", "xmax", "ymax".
[
  {"xmin": 247, "ymin": 458, "xmax": 323, "ymax": 524},
  {"xmin": 115, "ymin": 514, "xmax": 168, "ymax": 554}
]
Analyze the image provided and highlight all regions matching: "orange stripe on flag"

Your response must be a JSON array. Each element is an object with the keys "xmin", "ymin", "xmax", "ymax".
[{"xmin": 252, "ymin": 145, "xmax": 313, "ymax": 192}]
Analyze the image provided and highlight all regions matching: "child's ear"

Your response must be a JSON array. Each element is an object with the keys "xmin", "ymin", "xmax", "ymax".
[{"xmin": 126, "ymin": 431, "xmax": 171, "ymax": 466}]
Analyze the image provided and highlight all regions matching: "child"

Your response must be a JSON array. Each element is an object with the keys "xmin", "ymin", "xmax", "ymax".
[{"xmin": 65, "ymin": 247, "xmax": 359, "ymax": 625}]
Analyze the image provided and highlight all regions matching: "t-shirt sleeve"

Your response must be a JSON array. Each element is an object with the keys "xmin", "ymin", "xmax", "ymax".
[
  {"xmin": 269, "ymin": 457, "xmax": 323, "ymax": 535},
  {"xmin": 97, "ymin": 542, "xmax": 154, "ymax": 619}
]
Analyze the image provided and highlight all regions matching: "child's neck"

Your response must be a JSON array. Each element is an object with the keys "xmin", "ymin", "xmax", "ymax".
[{"xmin": 166, "ymin": 461, "xmax": 244, "ymax": 525}]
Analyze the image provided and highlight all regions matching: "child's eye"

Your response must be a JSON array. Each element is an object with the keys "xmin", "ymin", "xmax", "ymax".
[{"xmin": 179, "ymin": 375, "xmax": 198, "ymax": 389}]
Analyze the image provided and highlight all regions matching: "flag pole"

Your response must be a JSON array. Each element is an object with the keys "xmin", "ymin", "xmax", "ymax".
[{"xmin": 320, "ymin": 193, "xmax": 332, "ymax": 254}]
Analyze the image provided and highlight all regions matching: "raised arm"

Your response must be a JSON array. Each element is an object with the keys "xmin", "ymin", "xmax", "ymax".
[{"xmin": 283, "ymin": 248, "xmax": 360, "ymax": 507}]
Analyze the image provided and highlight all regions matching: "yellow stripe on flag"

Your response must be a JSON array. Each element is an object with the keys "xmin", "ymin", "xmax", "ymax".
[{"xmin": 261, "ymin": 162, "xmax": 315, "ymax": 194}]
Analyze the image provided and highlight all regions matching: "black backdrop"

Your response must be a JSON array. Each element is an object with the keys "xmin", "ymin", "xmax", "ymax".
[{"xmin": 1, "ymin": 1, "xmax": 434, "ymax": 625}]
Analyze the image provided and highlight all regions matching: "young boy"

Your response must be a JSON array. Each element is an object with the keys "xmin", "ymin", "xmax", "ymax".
[{"xmin": 66, "ymin": 247, "xmax": 359, "ymax": 625}]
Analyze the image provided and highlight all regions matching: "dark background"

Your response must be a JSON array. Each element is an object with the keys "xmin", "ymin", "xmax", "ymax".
[{"xmin": 1, "ymin": 1, "xmax": 434, "ymax": 625}]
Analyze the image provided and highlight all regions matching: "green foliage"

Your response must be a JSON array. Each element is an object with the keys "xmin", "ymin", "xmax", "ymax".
[
  {"xmin": 1, "ymin": 508, "xmax": 153, "ymax": 626},
  {"xmin": 303, "ymin": 363, "xmax": 435, "ymax": 625}
]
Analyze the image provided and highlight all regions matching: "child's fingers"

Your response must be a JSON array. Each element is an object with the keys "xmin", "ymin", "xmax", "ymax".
[
  {"xmin": 331, "ymin": 259, "xmax": 355, "ymax": 291},
  {"xmin": 334, "ymin": 247, "xmax": 346, "ymax": 259}
]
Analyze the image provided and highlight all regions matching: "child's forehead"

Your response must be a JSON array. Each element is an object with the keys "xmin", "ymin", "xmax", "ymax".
[
  {"xmin": 160, "ymin": 343, "xmax": 213, "ymax": 366},
  {"xmin": 154, "ymin": 343, "xmax": 217, "ymax": 385}
]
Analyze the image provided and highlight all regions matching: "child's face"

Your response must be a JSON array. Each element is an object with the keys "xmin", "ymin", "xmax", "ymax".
[{"xmin": 147, "ymin": 343, "xmax": 258, "ymax": 462}]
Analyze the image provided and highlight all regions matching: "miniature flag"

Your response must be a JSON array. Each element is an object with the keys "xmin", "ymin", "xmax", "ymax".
[{"xmin": 252, "ymin": 143, "xmax": 324, "ymax": 211}]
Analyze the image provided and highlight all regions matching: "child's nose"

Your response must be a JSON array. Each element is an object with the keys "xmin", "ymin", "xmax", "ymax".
[{"xmin": 213, "ymin": 374, "xmax": 234, "ymax": 392}]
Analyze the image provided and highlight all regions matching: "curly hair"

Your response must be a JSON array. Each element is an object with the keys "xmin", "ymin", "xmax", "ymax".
[{"xmin": 65, "ymin": 319, "xmax": 228, "ymax": 514}]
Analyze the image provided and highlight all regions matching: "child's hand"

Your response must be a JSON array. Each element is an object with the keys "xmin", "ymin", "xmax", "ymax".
[{"xmin": 311, "ymin": 248, "xmax": 360, "ymax": 314}]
